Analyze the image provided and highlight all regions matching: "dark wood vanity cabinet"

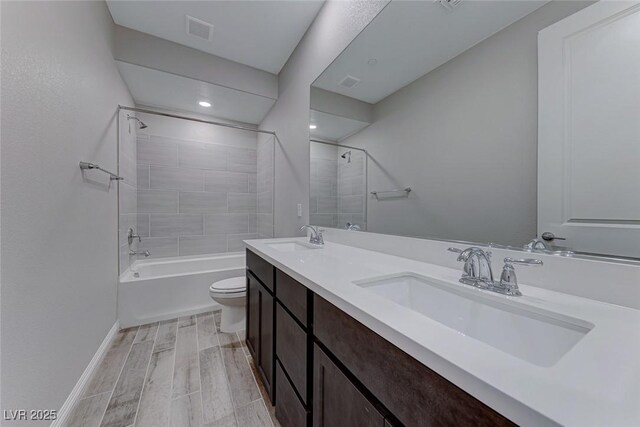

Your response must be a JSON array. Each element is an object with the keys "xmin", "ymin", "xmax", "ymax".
[
  {"xmin": 313, "ymin": 344, "xmax": 386, "ymax": 427},
  {"xmin": 246, "ymin": 251, "xmax": 275, "ymax": 401},
  {"xmin": 246, "ymin": 250, "xmax": 515, "ymax": 427}
]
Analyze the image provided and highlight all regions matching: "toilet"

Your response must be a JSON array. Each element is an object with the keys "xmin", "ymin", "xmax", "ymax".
[{"xmin": 209, "ymin": 276, "xmax": 246, "ymax": 333}]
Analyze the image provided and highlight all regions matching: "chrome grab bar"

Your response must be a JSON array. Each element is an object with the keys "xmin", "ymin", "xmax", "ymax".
[
  {"xmin": 370, "ymin": 187, "xmax": 411, "ymax": 199},
  {"xmin": 79, "ymin": 161, "xmax": 123, "ymax": 181}
]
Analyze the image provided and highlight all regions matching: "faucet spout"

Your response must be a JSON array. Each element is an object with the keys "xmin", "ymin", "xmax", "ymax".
[{"xmin": 300, "ymin": 225, "xmax": 324, "ymax": 246}]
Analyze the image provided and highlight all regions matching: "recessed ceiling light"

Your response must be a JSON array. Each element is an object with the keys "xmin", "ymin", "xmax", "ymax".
[
  {"xmin": 199, "ymin": 101, "xmax": 211, "ymax": 108},
  {"xmin": 309, "ymin": 124, "xmax": 317, "ymax": 130}
]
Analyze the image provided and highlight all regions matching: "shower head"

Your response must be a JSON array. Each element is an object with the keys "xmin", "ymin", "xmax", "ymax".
[
  {"xmin": 341, "ymin": 150, "xmax": 352, "ymax": 163},
  {"xmin": 127, "ymin": 114, "xmax": 147, "ymax": 129}
]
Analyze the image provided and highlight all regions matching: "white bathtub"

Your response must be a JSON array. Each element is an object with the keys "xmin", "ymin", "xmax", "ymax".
[{"xmin": 118, "ymin": 252, "xmax": 246, "ymax": 327}]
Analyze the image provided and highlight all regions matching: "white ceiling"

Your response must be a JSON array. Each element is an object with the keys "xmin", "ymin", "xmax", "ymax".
[
  {"xmin": 313, "ymin": 1, "xmax": 548, "ymax": 103},
  {"xmin": 107, "ymin": 1, "xmax": 324, "ymax": 74},
  {"xmin": 116, "ymin": 61, "xmax": 275, "ymax": 124}
]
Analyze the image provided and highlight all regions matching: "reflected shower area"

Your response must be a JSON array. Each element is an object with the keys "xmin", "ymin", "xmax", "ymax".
[
  {"xmin": 310, "ymin": 140, "xmax": 367, "ymax": 230},
  {"xmin": 117, "ymin": 107, "xmax": 275, "ymax": 274}
]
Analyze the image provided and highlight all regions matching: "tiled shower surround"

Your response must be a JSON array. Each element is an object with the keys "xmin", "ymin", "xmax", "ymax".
[
  {"xmin": 119, "ymin": 112, "xmax": 274, "ymax": 267},
  {"xmin": 310, "ymin": 142, "xmax": 366, "ymax": 230}
]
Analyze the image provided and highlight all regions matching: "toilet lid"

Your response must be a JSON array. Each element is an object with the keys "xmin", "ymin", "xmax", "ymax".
[{"xmin": 210, "ymin": 276, "xmax": 245, "ymax": 294}]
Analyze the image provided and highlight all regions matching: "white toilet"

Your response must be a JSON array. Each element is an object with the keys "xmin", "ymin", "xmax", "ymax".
[{"xmin": 209, "ymin": 276, "xmax": 246, "ymax": 333}]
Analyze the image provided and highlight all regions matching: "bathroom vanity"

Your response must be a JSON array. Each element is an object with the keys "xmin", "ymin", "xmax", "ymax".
[{"xmin": 245, "ymin": 238, "xmax": 640, "ymax": 427}]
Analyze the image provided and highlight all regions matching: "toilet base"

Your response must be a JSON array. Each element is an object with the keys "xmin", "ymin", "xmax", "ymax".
[{"xmin": 220, "ymin": 304, "xmax": 245, "ymax": 333}]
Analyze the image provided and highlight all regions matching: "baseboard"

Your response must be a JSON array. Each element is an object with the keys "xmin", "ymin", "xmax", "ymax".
[
  {"xmin": 52, "ymin": 320, "xmax": 120, "ymax": 427},
  {"xmin": 119, "ymin": 302, "xmax": 221, "ymax": 328}
]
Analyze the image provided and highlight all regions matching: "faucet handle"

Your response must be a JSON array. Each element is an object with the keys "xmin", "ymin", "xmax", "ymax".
[
  {"xmin": 497, "ymin": 257, "xmax": 543, "ymax": 296},
  {"xmin": 504, "ymin": 257, "xmax": 543, "ymax": 266}
]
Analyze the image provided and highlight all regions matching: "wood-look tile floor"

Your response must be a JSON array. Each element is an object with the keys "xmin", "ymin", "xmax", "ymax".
[{"xmin": 67, "ymin": 311, "xmax": 279, "ymax": 427}]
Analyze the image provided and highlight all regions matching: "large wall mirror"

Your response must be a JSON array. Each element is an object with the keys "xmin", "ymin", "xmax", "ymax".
[{"xmin": 309, "ymin": 0, "xmax": 640, "ymax": 259}]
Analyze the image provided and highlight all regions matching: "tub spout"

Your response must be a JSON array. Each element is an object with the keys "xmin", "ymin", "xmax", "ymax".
[{"xmin": 130, "ymin": 249, "xmax": 150, "ymax": 257}]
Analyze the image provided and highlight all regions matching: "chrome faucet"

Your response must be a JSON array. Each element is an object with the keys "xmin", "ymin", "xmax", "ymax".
[
  {"xmin": 524, "ymin": 238, "xmax": 549, "ymax": 251},
  {"xmin": 127, "ymin": 227, "xmax": 142, "ymax": 246},
  {"xmin": 345, "ymin": 222, "xmax": 361, "ymax": 231},
  {"xmin": 448, "ymin": 247, "xmax": 542, "ymax": 296},
  {"xmin": 300, "ymin": 225, "xmax": 324, "ymax": 245},
  {"xmin": 448, "ymin": 247, "xmax": 494, "ymax": 288}
]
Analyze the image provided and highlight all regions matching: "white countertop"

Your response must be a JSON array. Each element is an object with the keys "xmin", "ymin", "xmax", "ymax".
[{"xmin": 245, "ymin": 237, "xmax": 640, "ymax": 427}]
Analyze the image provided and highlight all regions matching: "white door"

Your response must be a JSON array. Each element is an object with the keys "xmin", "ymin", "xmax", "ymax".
[{"xmin": 538, "ymin": 1, "xmax": 640, "ymax": 258}]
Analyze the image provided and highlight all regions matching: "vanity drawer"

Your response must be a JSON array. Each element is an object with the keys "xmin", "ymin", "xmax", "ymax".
[
  {"xmin": 276, "ymin": 361, "xmax": 308, "ymax": 427},
  {"xmin": 247, "ymin": 249, "xmax": 274, "ymax": 292},
  {"xmin": 276, "ymin": 303, "xmax": 308, "ymax": 404},
  {"xmin": 313, "ymin": 295, "xmax": 515, "ymax": 427},
  {"xmin": 276, "ymin": 269, "xmax": 308, "ymax": 326}
]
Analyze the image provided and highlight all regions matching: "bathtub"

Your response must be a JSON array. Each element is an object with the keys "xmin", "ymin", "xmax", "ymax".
[{"xmin": 118, "ymin": 252, "xmax": 246, "ymax": 327}]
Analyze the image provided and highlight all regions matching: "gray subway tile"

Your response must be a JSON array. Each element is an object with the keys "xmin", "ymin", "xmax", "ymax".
[
  {"xmin": 228, "ymin": 193, "xmax": 256, "ymax": 213},
  {"xmin": 257, "ymin": 214, "xmax": 273, "ymax": 238},
  {"xmin": 227, "ymin": 147, "xmax": 257, "ymax": 173},
  {"xmin": 227, "ymin": 233, "xmax": 260, "ymax": 252},
  {"xmin": 150, "ymin": 214, "xmax": 204, "ymax": 237},
  {"xmin": 179, "ymin": 192, "xmax": 227, "ymax": 214},
  {"xmin": 137, "ymin": 165, "xmax": 150, "ymax": 190},
  {"xmin": 179, "ymin": 235, "xmax": 227, "ymax": 256},
  {"xmin": 150, "ymin": 166, "xmax": 204, "ymax": 191},
  {"xmin": 138, "ymin": 237, "xmax": 179, "ymax": 258},
  {"xmin": 137, "ymin": 214, "xmax": 150, "ymax": 237},
  {"xmin": 138, "ymin": 139, "xmax": 177, "ymax": 167},
  {"xmin": 257, "ymin": 192, "xmax": 272, "ymax": 214},
  {"xmin": 248, "ymin": 214, "xmax": 257, "ymax": 233},
  {"xmin": 204, "ymin": 214, "xmax": 249, "ymax": 235},
  {"xmin": 316, "ymin": 197, "xmax": 337, "ymax": 214},
  {"xmin": 248, "ymin": 174, "xmax": 257, "ymax": 192},
  {"xmin": 138, "ymin": 190, "xmax": 178, "ymax": 214},
  {"xmin": 309, "ymin": 214, "xmax": 337, "ymax": 228},
  {"xmin": 178, "ymin": 142, "xmax": 227, "ymax": 171},
  {"xmin": 204, "ymin": 171, "xmax": 249, "ymax": 193},
  {"xmin": 338, "ymin": 195, "xmax": 364, "ymax": 214}
]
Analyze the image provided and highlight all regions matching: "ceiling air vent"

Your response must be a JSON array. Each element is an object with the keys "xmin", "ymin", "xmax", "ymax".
[
  {"xmin": 338, "ymin": 75, "xmax": 361, "ymax": 89},
  {"xmin": 435, "ymin": 0, "xmax": 463, "ymax": 12},
  {"xmin": 185, "ymin": 15, "xmax": 214, "ymax": 42}
]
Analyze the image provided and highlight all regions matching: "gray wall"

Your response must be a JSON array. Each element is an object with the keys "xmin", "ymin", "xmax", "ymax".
[
  {"xmin": 1, "ymin": 1, "xmax": 134, "ymax": 422},
  {"xmin": 132, "ymin": 112, "xmax": 264, "ymax": 259},
  {"xmin": 343, "ymin": 1, "xmax": 593, "ymax": 246},
  {"xmin": 259, "ymin": 0, "xmax": 389, "ymax": 237}
]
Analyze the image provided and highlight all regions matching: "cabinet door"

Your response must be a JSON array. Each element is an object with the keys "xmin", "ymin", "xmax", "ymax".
[
  {"xmin": 246, "ymin": 273, "xmax": 259, "ymax": 358},
  {"xmin": 258, "ymin": 283, "xmax": 274, "ymax": 399},
  {"xmin": 313, "ymin": 345, "xmax": 384, "ymax": 427}
]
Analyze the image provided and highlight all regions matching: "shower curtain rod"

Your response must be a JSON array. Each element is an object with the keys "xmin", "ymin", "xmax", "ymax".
[
  {"xmin": 310, "ymin": 139, "xmax": 367, "ymax": 154},
  {"xmin": 118, "ymin": 105, "xmax": 277, "ymax": 136}
]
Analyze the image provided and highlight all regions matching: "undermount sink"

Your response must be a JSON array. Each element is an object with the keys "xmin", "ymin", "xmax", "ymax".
[
  {"xmin": 354, "ymin": 273, "xmax": 593, "ymax": 367},
  {"xmin": 266, "ymin": 241, "xmax": 321, "ymax": 252}
]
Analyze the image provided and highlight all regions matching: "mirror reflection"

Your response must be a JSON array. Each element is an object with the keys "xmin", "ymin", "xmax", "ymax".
[{"xmin": 310, "ymin": 0, "xmax": 640, "ymax": 259}]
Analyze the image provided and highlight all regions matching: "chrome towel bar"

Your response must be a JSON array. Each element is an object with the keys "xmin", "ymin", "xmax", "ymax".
[
  {"xmin": 79, "ymin": 161, "xmax": 123, "ymax": 181},
  {"xmin": 370, "ymin": 187, "xmax": 411, "ymax": 199}
]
